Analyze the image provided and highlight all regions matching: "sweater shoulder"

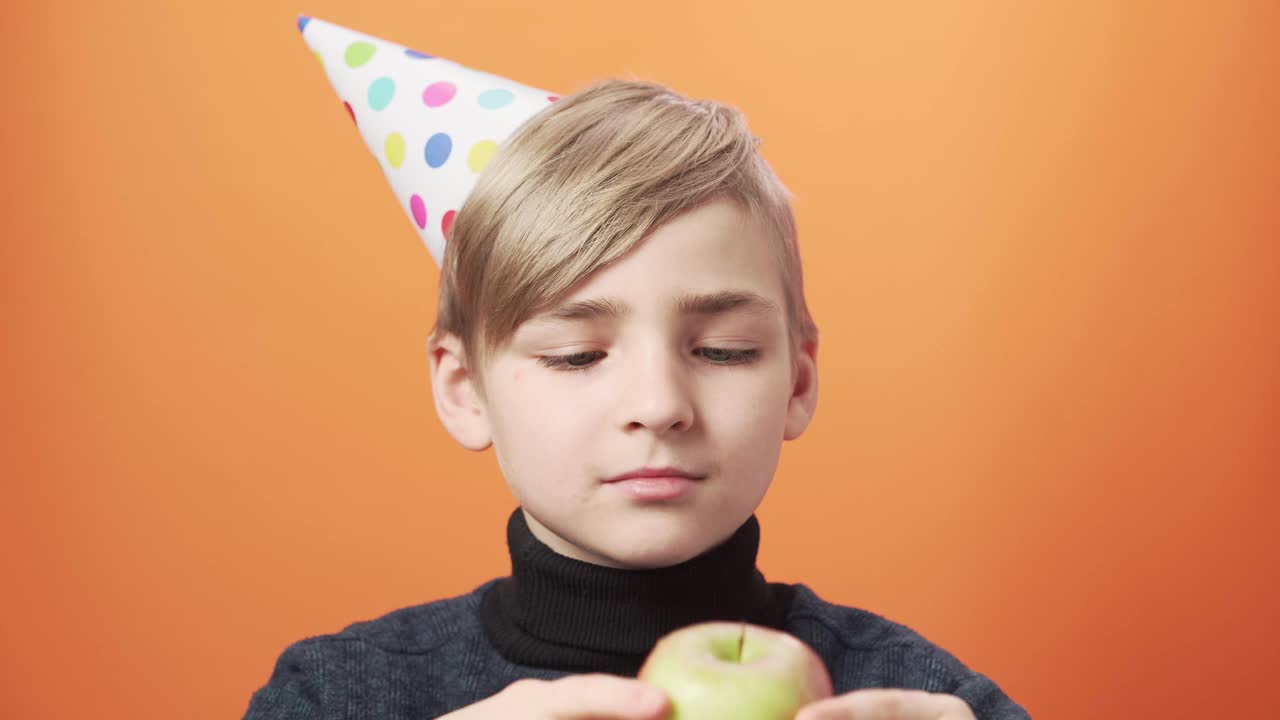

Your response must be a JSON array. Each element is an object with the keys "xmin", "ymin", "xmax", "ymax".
[
  {"xmin": 782, "ymin": 584, "xmax": 1031, "ymax": 718},
  {"xmin": 784, "ymin": 583, "xmax": 949, "ymax": 654},
  {"xmin": 322, "ymin": 578, "xmax": 497, "ymax": 655},
  {"xmin": 242, "ymin": 580, "xmax": 500, "ymax": 719}
]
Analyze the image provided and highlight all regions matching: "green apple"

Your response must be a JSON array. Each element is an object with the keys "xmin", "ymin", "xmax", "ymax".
[{"xmin": 637, "ymin": 621, "xmax": 833, "ymax": 720}]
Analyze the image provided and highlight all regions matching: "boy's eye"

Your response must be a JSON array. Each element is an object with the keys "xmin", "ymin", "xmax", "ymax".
[
  {"xmin": 536, "ymin": 348, "xmax": 760, "ymax": 373},
  {"xmin": 542, "ymin": 351, "xmax": 600, "ymax": 370}
]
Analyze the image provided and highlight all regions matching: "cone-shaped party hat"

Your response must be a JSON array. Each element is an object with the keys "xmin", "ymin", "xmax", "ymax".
[{"xmin": 296, "ymin": 15, "xmax": 560, "ymax": 266}]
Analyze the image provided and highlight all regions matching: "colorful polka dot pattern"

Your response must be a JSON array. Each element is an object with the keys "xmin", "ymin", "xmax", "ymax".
[{"xmin": 297, "ymin": 15, "xmax": 560, "ymax": 267}]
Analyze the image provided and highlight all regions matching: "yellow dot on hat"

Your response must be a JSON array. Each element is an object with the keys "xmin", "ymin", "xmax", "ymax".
[
  {"xmin": 467, "ymin": 140, "xmax": 499, "ymax": 173},
  {"xmin": 385, "ymin": 132, "xmax": 405, "ymax": 169},
  {"xmin": 344, "ymin": 41, "xmax": 376, "ymax": 68}
]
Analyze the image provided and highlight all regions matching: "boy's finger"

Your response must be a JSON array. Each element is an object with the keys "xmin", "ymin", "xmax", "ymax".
[
  {"xmin": 795, "ymin": 688, "xmax": 971, "ymax": 720},
  {"xmin": 547, "ymin": 674, "xmax": 670, "ymax": 719}
]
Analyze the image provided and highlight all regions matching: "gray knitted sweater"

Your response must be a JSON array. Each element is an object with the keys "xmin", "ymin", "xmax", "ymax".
[{"xmin": 243, "ymin": 510, "xmax": 1030, "ymax": 719}]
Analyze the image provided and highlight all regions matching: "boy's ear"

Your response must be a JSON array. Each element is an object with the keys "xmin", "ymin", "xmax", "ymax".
[
  {"xmin": 426, "ymin": 330, "xmax": 493, "ymax": 451},
  {"xmin": 783, "ymin": 339, "xmax": 819, "ymax": 441}
]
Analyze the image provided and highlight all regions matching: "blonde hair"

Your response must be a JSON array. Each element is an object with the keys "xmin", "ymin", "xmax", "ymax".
[{"xmin": 432, "ymin": 78, "xmax": 818, "ymax": 399}]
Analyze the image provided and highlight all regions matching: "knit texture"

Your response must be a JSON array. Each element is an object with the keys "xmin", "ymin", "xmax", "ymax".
[
  {"xmin": 243, "ymin": 509, "xmax": 1030, "ymax": 719},
  {"xmin": 480, "ymin": 508, "xmax": 795, "ymax": 674}
]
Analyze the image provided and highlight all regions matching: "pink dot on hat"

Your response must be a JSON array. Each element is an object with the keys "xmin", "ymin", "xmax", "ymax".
[
  {"xmin": 422, "ymin": 81, "xmax": 457, "ymax": 108},
  {"xmin": 410, "ymin": 195, "xmax": 428, "ymax": 229}
]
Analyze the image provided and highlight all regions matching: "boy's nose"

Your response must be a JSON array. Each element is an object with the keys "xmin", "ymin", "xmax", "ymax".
[{"xmin": 618, "ymin": 352, "xmax": 695, "ymax": 435}]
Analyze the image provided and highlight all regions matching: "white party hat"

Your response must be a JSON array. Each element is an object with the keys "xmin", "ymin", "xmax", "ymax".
[{"xmin": 296, "ymin": 15, "xmax": 560, "ymax": 266}]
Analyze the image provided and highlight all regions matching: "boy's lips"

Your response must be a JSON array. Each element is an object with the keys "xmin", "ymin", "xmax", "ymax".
[
  {"xmin": 604, "ymin": 467, "xmax": 706, "ymax": 501},
  {"xmin": 606, "ymin": 475, "xmax": 701, "ymax": 501},
  {"xmin": 605, "ymin": 466, "xmax": 707, "ymax": 483}
]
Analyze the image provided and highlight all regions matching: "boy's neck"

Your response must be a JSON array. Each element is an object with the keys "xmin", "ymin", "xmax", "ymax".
[{"xmin": 477, "ymin": 506, "xmax": 796, "ymax": 675}]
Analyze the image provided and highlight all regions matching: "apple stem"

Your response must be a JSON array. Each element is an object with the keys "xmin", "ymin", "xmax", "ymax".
[{"xmin": 737, "ymin": 623, "xmax": 745, "ymax": 663}]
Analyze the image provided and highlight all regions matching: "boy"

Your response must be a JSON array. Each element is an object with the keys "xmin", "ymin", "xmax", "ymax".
[{"xmin": 245, "ymin": 17, "xmax": 1030, "ymax": 720}]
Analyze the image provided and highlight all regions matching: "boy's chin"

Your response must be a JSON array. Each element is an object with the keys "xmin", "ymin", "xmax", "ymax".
[
  {"xmin": 605, "ymin": 546, "xmax": 704, "ymax": 570},
  {"xmin": 530, "ymin": 505, "xmax": 745, "ymax": 569},
  {"xmin": 582, "ymin": 520, "xmax": 723, "ymax": 569}
]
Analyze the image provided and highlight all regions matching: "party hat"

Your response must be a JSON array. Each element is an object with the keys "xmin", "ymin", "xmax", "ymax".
[{"xmin": 296, "ymin": 15, "xmax": 560, "ymax": 266}]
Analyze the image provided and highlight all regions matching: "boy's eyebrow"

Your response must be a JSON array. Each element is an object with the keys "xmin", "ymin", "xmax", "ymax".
[{"xmin": 534, "ymin": 290, "xmax": 780, "ymax": 324}]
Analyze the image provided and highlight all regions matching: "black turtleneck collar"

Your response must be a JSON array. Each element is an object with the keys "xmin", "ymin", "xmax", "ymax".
[{"xmin": 479, "ymin": 507, "xmax": 796, "ymax": 676}]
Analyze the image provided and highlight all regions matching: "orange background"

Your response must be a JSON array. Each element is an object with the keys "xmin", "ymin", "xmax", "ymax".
[{"xmin": 3, "ymin": 1, "xmax": 1277, "ymax": 718}]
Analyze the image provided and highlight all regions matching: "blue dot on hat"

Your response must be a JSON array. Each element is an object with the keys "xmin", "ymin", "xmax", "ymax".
[
  {"xmin": 297, "ymin": 15, "xmax": 311, "ymax": 33},
  {"xmin": 368, "ymin": 77, "xmax": 396, "ymax": 111},
  {"xmin": 404, "ymin": 49, "xmax": 434, "ymax": 60},
  {"xmin": 424, "ymin": 133, "xmax": 453, "ymax": 168},
  {"xmin": 477, "ymin": 89, "xmax": 515, "ymax": 110}
]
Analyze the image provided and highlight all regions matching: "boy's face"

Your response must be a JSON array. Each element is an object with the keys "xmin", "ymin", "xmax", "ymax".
[{"xmin": 429, "ymin": 196, "xmax": 818, "ymax": 569}]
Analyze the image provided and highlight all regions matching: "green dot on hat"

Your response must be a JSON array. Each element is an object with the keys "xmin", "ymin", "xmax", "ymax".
[{"xmin": 345, "ymin": 41, "xmax": 376, "ymax": 68}]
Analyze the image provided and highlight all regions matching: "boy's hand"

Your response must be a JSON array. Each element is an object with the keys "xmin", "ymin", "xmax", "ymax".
[
  {"xmin": 438, "ymin": 674, "xmax": 671, "ymax": 720},
  {"xmin": 795, "ymin": 689, "xmax": 976, "ymax": 720}
]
